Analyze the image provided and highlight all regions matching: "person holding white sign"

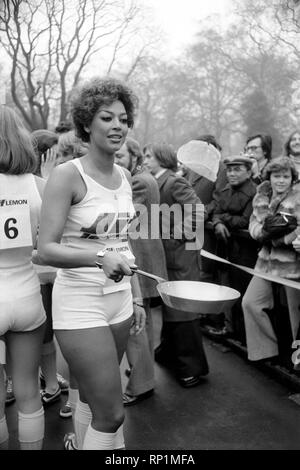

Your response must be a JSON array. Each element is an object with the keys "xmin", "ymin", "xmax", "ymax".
[
  {"xmin": 37, "ymin": 77, "xmax": 145, "ymax": 450},
  {"xmin": 0, "ymin": 106, "xmax": 46, "ymax": 450}
]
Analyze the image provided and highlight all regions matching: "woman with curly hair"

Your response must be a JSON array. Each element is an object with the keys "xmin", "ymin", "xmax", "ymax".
[
  {"xmin": 37, "ymin": 77, "xmax": 145, "ymax": 450},
  {"xmin": 242, "ymin": 156, "xmax": 300, "ymax": 362}
]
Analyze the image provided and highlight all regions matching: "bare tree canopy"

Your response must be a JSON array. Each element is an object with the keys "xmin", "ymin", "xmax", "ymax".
[
  {"xmin": 1, "ymin": 0, "xmax": 300, "ymax": 153},
  {"xmin": 0, "ymin": 0, "xmax": 154, "ymax": 130}
]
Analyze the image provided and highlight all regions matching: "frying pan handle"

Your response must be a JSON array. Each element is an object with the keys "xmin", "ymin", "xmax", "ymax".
[
  {"xmin": 96, "ymin": 262, "xmax": 166, "ymax": 284},
  {"xmin": 130, "ymin": 266, "xmax": 166, "ymax": 284}
]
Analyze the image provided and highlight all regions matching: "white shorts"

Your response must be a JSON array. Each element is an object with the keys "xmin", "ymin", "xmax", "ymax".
[
  {"xmin": 52, "ymin": 279, "xmax": 133, "ymax": 330},
  {"xmin": 0, "ymin": 292, "xmax": 46, "ymax": 335}
]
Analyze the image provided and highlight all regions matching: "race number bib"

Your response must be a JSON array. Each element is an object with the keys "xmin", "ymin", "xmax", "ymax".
[
  {"xmin": 102, "ymin": 241, "xmax": 135, "ymax": 295},
  {"xmin": 0, "ymin": 195, "xmax": 33, "ymax": 250}
]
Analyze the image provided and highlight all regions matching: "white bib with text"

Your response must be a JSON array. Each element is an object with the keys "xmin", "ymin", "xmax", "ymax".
[
  {"xmin": 0, "ymin": 194, "xmax": 33, "ymax": 250},
  {"xmin": 102, "ymin": 240, "xmax": 135, "ymax": 295}
]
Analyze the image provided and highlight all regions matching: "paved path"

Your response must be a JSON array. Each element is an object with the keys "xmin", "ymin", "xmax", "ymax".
[{"xmin": 5, "ymin": 308, "xmax": 300, "ymax": 450}]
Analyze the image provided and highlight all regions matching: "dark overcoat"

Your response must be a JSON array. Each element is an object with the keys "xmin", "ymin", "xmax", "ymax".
[
  {"xmin": 157, "ymin": 170, "xmax": 204, "ymax": 321},
  {"xmin": 129, "ymin": 169, "xmax": 168, "ymax": 298}
]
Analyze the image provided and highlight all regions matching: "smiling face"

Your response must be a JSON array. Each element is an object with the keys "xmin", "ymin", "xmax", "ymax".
[
  {"xmin": 289, "ymin": 132, "xmax": 300, "ymax": 157},
  {"xmin": 226, "ymin": 164, "xmax": 251, "ymax": 187},
  {"xmin": 270, "ymin": 169, "xmax": 293, "ymax": 195},
  {"xmin": 85, "ymin": 100, "xmax": 129, "ymax": 155}
]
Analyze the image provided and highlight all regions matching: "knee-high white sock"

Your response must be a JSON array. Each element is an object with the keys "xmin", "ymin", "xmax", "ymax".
[
  {"xmin": 114, "ymin": 424, "xmax": 125, "ymax": 449},
  {"xmin": 18, "ymin": 407, "xmax": 44, "ymax": 450},
  {"xmin": 74, "ymin": 399, "xmax": 92, "ymax": 450},
  {"xmin": 83, "ymin": 423, "xmax": 116, "ymax": 450},
  {"xmin": 0, "ymin": 416, "xmax": 9, "ymax": 450}
]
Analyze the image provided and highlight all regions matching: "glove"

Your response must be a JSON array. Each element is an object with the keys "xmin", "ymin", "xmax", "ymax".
[{"xmin": 262, "ymin": 213, "xmax": 297, "ymax": 239}]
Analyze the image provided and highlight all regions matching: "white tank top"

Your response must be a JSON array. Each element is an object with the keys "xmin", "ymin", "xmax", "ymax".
[
  {"xmin": 56, "ymin": 159, "xmax": 135, "ymax": 293},
  {"xmin": 0, "ymin": 173, "xmax": 41, "ymax": 298}
]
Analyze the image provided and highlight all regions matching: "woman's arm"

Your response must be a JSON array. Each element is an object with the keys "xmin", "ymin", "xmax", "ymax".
[
  {"xmin": 37, "ymin": 164, "xmax": 96, "ymax": 268},
  {"xmin": 32, "ymin": 175, "xmax": 46, "ymax": 251},
  {"xmin": 130, "ymin": 273, "xmax": 146, "ymax": 334},
  {"xmin": 248, "ymin": 211, "xmax": 265, "ymax": 241}
]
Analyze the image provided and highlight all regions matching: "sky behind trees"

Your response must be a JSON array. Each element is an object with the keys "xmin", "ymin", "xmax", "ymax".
[
  {"xmin": 139, "ymin": 0, "xmax": 233, "ymax": 55},
  {"xmin": 0, "ymin": 0, "xmax": 300, "ymax": 156}
]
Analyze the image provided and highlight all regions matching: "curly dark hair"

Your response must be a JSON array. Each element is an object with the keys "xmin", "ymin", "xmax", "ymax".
[{"xmin": 70, "ymin": 77, "xmax": 139, "ymax": 142}]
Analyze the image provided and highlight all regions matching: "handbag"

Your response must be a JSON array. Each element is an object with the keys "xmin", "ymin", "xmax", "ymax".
[{"xmin": 262, "ymin": 211, "xmax": 297, "ymax": 239}]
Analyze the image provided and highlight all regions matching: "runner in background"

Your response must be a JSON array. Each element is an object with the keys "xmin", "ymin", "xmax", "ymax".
[{"xmin": 0, "ymin": 106, "xmax": 46, "ymax": 450}]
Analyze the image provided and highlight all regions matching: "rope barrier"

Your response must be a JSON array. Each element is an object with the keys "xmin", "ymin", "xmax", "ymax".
[{"xmin": 200, "ymin": 249, "xmax": 300, "ymax": 291}]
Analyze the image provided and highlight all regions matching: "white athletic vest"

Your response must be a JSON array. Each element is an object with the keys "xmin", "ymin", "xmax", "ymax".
[
  {"xmin": 0, "ymin": 173, "xmax": 41, "ymax": 298},
  {"xmin": 56, "ymin": 159, "xmax": 135, "ymax": 293}
]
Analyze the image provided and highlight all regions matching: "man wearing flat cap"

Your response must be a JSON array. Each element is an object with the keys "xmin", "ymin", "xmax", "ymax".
[
  {"xmin": 205, "ymin": 155, "xmax": 257, "ymax": 335},
  {"xmin": 211, "ymin": 155, "xmax": 257, "ymax": 241}
]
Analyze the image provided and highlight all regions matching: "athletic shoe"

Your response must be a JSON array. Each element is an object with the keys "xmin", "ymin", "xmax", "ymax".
[
  {"xmin": 60, "ymin": 401, "xmax": 72, "ymax": 418},
  {"xmin": 178, "ymin": 375, "xmax": 203, "ymax": 388},
  {"xmin": 63, "ymin": 432, "xmax": 78, "ymax": 450},
  {"xmin": 5, "ymin": 378, "xmax": 15, "ymax": 405},
  {"xmin": 41, "ymin": 386, "xmax": 61, "ymax": 405},
  {"xmin": 40, "ymin": 372, "xmax": 69, "ymax": 394},
  {"xmin": 56, "ymin": 373, "xmax": 69, "ymax": 394},
  {"xmin": 123, "ymin": 389, "xmax": 154, "ymax": 406}
]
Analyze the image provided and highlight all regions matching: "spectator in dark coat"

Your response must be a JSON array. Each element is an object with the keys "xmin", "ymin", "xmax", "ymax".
[
  {"xmin": 144, "ymin": 142, "xmax": 209, "ymax": 388},
  {"xmin": 211, "ymin": 155, "xmax": 257, "ymax": 242}
]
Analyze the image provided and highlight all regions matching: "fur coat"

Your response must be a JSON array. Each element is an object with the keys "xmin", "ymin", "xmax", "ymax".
[{"xmin": 249, "ymin": 180, "xmax": 300, "ymax": 279}]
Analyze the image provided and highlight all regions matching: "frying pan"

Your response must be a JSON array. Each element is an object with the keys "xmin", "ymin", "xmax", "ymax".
[
  {"xmin": 130, "ymin": 267, "xmax": 240, "ymax": 314},
  {"xmin": 94, "ymin": 260, "xmax": 239, "ymax": 314}
]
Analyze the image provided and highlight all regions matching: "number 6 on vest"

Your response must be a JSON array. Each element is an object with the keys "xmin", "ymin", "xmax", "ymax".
[{"xmin": 0, "ymin": 195, "xmax": 33, "ymax": 249}]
